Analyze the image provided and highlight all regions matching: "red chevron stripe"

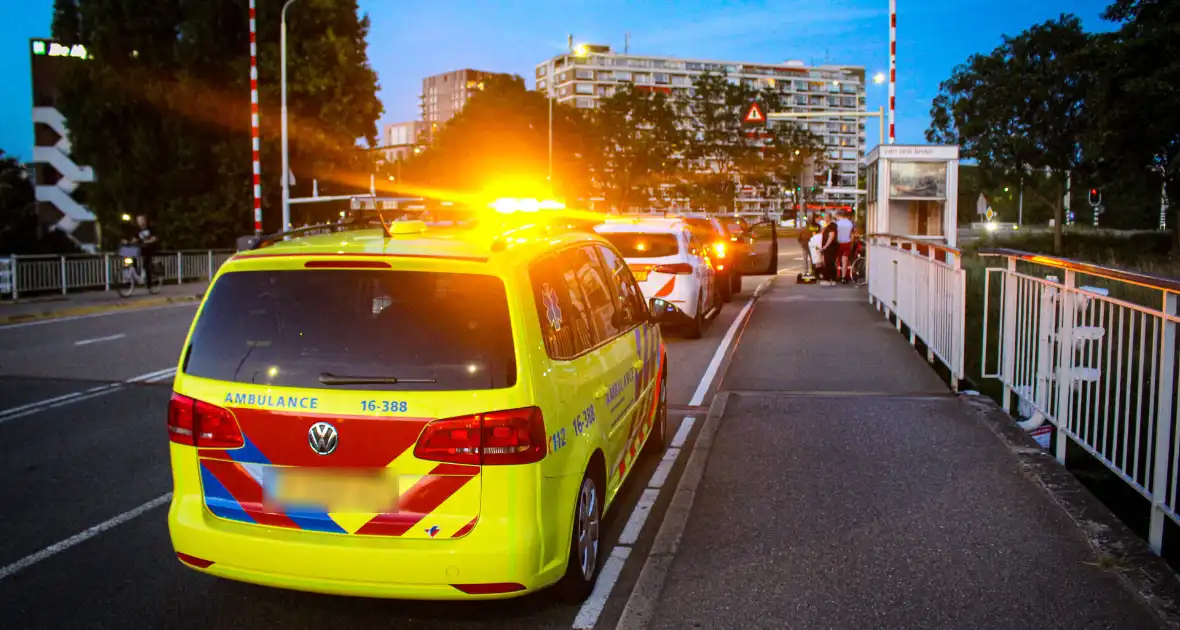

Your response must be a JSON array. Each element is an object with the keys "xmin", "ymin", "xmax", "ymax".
[
  {"xmin": 451, "ymin": 517, "xmax": 479, "ymax": 538},
  {"xmin": 201, "ymin": 460, "xmax": 300, "ymax": 529},
  {"xmin": 356, "ymin": 465, "xmax": 476, "ymax": 536},
  {"xmin": 202, "ymin": 409, "xmax": 428, "ymax": 468}
]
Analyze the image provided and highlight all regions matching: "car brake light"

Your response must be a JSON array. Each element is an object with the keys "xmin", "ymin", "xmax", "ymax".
[
  {"xmin": 168, "ymin": 393, "xmax": 244, "ymax": 449},
  {"xmin": 414, "ymin": 407, "xmax": 546, "ymax": 466},
  {"xmin": 653, "ymin": 263, "xmax": 693, "ymax": 274},
  {"xmin": 713, "ymin": 242, "xmax": 727, "ymax": 258}
]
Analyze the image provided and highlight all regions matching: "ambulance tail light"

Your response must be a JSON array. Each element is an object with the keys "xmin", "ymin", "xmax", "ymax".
[
  {"xmin": 653, "ymin": 263, "xmax": 693, "ymax": 275},
  {"xmin": 168, "ymin": 393, "xmax": 244, "ymax": 449},
  {"xmin": 415, "ymin": 407, "xmax": 546, "ymax": 466}
]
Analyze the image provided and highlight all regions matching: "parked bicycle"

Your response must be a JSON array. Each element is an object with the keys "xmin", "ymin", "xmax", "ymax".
[
  {"xmin": 118, "ymin": 246, "xmax": 164, "ymax": 297},
  {"xmin": 850, "ymin": 238, "xmax": 867, "ymax": 286}
]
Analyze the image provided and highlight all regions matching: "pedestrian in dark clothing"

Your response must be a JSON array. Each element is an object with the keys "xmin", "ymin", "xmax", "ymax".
[{"xmin": 820, "ymin": 214, "xmax": 839, "ymax": 286}]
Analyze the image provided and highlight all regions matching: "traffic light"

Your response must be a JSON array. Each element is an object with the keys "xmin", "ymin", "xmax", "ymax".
[
  {"xmin": 1090, "ymin": 188, "xmax": 1097, "ymax": 196},
  {"xmin": 1003, "ymin": 187, "xmax": 1009, "ymax": 192}
]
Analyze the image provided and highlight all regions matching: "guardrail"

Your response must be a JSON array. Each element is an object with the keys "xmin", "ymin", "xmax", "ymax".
[
  {"xmin": 979, "ymin": 248, "xmax": 1180, "ymax": 554},
  {"xmin": 866, "ymin": 234, "xmax": 967, "ymax": 389},
  {"xmin": 0, "ymin": 250, "xmax": 235, "ymax": 299}
]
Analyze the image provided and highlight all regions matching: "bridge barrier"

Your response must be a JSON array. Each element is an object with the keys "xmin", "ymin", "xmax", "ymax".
[
  {"xmin": 866, "ymin": 234, "xmax": 967, "ymax": 389},
  {"xmin": 979, "ymin": 248, "xmax": 1180, "ymax": 555},
  {"xmin": 2, "ymin": 250, "xmax": 235, "ymax": 299}
]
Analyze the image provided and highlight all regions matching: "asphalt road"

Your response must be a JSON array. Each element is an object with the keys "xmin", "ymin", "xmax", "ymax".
[{"xmin": 0, "ymin": 247, "xmax": 800, "ymax": 630}]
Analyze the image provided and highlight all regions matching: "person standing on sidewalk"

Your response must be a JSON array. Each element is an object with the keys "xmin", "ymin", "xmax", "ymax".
[
  {"xmin": 820, "ymin": 214, "xmax": 839, "ymax": 286},
  {"xmin": 835, "ymin": 210, "xmax": 856, "ymax": 284}
]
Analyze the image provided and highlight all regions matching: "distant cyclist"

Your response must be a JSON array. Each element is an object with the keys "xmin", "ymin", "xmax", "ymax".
[{"xmin": 123, "ymin": 215, "xmax": 160, "ymax": 288}]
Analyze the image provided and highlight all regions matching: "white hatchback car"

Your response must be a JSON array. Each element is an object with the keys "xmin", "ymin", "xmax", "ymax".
[{"xmin": 596, "ymin": 218, "xmax": 718, "ymax": 338}]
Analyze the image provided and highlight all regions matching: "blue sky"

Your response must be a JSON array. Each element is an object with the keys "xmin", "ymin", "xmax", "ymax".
[{"xmin": 2, "ymin": 0, "xmax": 1116, "ymax": 162}]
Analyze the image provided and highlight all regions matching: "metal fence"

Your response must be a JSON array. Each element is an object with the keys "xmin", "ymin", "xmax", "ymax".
[
  {"xmin": 980, "ymin": 248, "xmax": 1180, "ymax": 554},
  {"xmin": 866, "ymin": 234, "xmax": 967, "ymax": 389},
  {"xmin": 1, "ymin": 250, "xmax": 235, "ymax": 299}
]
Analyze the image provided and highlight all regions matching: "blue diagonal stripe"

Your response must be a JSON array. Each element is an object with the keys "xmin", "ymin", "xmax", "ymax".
[{"xmin": 201, "ymin": 464, "xmax": 255, "ymax": 524}]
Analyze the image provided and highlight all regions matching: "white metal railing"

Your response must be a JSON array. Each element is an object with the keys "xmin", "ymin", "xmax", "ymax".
[
  {"xmin": 2, "ymin": 250, "xmax": 235, "ymax": 299},
  {"xmin": 867, "ymin": 234, "xmax": 967, "ymax": 388},
  {"xmin": 980, "ymin": 249, "xmax": 1180, "ymax": 555}
]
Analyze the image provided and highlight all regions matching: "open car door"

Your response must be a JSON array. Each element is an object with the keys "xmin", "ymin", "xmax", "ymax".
[{"xmin": 736, "ymin": 221, "xmax": 779, "ymax": 276}]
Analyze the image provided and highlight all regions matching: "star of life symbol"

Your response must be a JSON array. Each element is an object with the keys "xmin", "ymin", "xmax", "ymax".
[{"xmin": 541, "ymin": 283, "xmax": 563, "ymax": 331}]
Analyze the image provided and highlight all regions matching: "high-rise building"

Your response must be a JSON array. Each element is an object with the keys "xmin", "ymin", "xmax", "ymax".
[
  {"xmin": 534, "ymin": 46, "xmax": 867, "ymax": 213},
  {"xmin": 419, "ymin": 69, "xmax": 508, "ymax": 141}
]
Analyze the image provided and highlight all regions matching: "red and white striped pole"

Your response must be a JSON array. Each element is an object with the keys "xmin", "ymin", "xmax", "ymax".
[
  {"xmin": 249, "ymin": 0, "xmax": 262, "ymax": 233},
  {"xmin": 889, "ymin": 0, "xmax": 896, "ymax": 144}
]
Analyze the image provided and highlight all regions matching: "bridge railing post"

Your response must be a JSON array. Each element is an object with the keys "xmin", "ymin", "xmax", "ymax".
[
  {"xmin": 1053, "ymin": 270, "xmax": 1076, "ymax": 465},
  {"xmin": 1149, "ymin": 292, "xmax": 1178, "ymax": 554},
  {"xmin": 1000, "ymin": 258, "xmax": 1018, "ymax": 413}
]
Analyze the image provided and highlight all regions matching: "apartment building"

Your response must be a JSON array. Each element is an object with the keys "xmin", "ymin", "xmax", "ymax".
[
  {"xmin": 380, "ymin": 121, "xmax": 424, "ymax": 163},
  {"xmin": 534, "ymin": 46, "xmax": 867, "ymax": 213},
  {"xmin": 419, "ymin": 69, "xmax": 508, "ymax": 141}
]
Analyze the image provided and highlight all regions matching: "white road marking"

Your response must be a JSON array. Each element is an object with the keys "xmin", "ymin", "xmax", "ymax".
[
  {"xmin": 572, "ymin": 546, "xmax": 631, "ymax": 630},
  {"xmin": 0, "ymin": 301, "xmax": 198, "ymax": 330},
  {"xmin": 0, "ymin": 493, "xmax": 171, "ymax": 581},
  {"xmin": 0, "ymin": 366, "xmax": 177, "ymax": 425},
  {"xmin": 618, "ymin": 488, "xmax": 660, "ymax": 546},
  {"xmin": 670, "ymin": 416, "xmax": 695, "ymax": 449},
  {"xmin": 647, "ymin": 448, "xmax": 681, "ymax": 490},
  {"xmin": 74, "ymin": 333, "xmax": 126, "ymax": 346},
  {"xmin": 688, "ymin": 297, "xmax": 755, "ymax": 406},
  {"xmin": 573, "ymin": 293, "xmax": 762, "ymax": 628}
]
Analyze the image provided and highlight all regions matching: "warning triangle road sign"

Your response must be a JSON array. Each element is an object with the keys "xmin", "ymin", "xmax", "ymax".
[{"xmin": 743, "ymin": 102, "xmax": 766, "ymax": 124}]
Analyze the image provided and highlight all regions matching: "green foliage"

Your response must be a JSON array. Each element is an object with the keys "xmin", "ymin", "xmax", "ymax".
[
  {"xmin": 56, "ymin": 0, "xmax": 381, "ymax": 249},
  {"xmin": 590, "ymin": 85, "xmax": 685, "ymax": 211},
  {"xmin": 965, "ymin": 228, "xmax": 1174, "ymax": 264},
  {"xmin": 399, "ymin": 75, "xmax": 594, "ymax": 200},
  {"xmin": 1089, "ymin": 0, "xmax": 1180, "ymax": 246},
  {"xmin": 678, "ymin": 72, "xmax": 825, "ymax": 213},
  {"xmin": 928, "ymin": 15, "xmax": 1093, "ymax": 253},
  {"xmin": 0, "ymin": 151, "xmax": 40, "ymax": 254}
]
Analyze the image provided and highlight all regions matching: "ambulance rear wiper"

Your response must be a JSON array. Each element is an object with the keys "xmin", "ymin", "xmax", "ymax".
[{"xmin": 318, "ymin": 372, "xmax": 437, "ymax": 386}]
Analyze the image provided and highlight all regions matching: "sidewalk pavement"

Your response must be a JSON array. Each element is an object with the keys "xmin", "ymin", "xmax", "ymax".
[
  {"xmin": 628, "ymin": 279, "xmax": 1179, "ymax": 630},
  {"xmin": 0, "ymin": 281, "xmax": 208, "ymax": 324}
]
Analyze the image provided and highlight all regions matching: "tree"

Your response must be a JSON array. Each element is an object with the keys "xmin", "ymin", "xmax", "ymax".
[
  {"xmin": 680, "ymin": 72, "xmax": 826, "ymax": 213},
  {"xmin": 590, "ymin": 85, "xmax": 684, "ymax": 212},
  {"xmin": 399, "ymin": 76, "xmax": 594, "ymax": 202},
  {"xmin": 1088, "ymin": 0, "xmax": 1180, "ymax": 245},
  {"xmin": 55, "ymin": 0, "xmax": 381, "ymax": 248},
  {"xmin": 51, "ymin": 0, "xmax": 81, "ymax": 44},
  {"xmin": 0, "ymin": 151, "xmax": 40, "ymax": 255},
  {"xmin": 928, "ymin": 15, "xmax": 1093, "ymax": 253}
]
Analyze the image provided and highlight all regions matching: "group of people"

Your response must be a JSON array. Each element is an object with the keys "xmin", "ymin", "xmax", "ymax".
[{"xmin": 802, "ymin": 210, "xmax": 858, "ymax": 286}]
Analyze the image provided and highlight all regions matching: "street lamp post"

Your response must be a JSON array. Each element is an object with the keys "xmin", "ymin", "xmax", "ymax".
[{"xmin": 280, "ymin": 0, "xmax": 298, "ymax": 231}]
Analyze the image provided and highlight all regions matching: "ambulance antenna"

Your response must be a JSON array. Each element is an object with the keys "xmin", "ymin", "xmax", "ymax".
[{"xmin": 370, "ymin": 192, "xmax": 393, "ymax": 238}]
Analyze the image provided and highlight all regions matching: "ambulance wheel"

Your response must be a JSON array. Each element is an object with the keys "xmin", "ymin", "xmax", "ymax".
[
  {"xmin": 555, "ymin": 469, "xmax": 602, "ymax": 602},
  {"xmin": 647, "ymin": 364, "xmax": 669, "ymax": 454}
]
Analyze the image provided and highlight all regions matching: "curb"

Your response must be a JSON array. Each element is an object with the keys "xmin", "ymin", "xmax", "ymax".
[
  {"xmin": 615, "ymin": 391, "xmax": 733, "ymax": 630},
  {"xmin": 960, "ymin": 394, "xmax": 1180, "ymax": 630},
  {"xmin": 0, "ymin": 294, "xmax": 203, "ymax": 325}
]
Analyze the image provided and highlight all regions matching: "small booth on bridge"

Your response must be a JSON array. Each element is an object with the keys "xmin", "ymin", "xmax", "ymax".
[{"xmin": 863, "ymin": 145, "xmax": 960, "ymax": 247}]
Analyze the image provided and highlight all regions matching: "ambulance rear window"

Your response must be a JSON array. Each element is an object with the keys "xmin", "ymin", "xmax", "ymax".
[{"xmin": 183, "ymin": 269, "xmax": 516, "ymax": 391}]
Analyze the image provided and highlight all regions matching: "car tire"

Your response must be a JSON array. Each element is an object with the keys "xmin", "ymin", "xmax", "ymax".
[
  {"xmin": 718, "ymin": 273, "xmax": 733, "ymax": 303},
  {"xmin": 554, "ymin": 470, "xmax": 602, "ymax": 603},
  {"xmin": 731, "ymin": 272, "xmax": 742, "ymax": 296},
  {"xmin": 646, "ymin": 364, "xmax": 668, "ymax": 454},
  {"xmin": 684, "ymin": 291, "xmax": 704, "ymax": 339}
]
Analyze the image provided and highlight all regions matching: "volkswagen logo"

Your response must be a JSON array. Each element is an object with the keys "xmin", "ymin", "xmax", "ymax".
[{"xmin": 307, "ymin": 422, "xmax": 338, "ymax": 456}]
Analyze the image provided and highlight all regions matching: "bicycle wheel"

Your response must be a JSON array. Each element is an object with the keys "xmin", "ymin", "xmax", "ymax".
[
  {"xmin": 148, "ymin": 262, "xmax": 164, "ymax": 294},
  {"xmin": 118, "ymin": 268, "xmax": 136, "ymax": 298},
  {"xmin": 851, "ymin": 257, "xmax": 867, "ymax": 285}
]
